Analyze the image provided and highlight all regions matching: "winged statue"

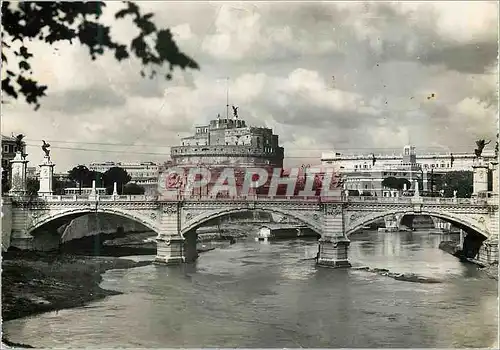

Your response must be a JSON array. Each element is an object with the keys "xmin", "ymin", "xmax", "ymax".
[{"xmin": 42, "ymin": 140, "xmax": 51, "ymax": 157}]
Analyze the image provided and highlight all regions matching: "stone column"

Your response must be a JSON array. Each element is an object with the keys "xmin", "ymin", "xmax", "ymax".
[
  {"xmin": 490, "ymin": 161, "xmax": 498, "ymax": 196},
  {"xmin": 423, "ymin": 170, "xmax": 428, "ymax": 192},
  {"xmin": 9, "ymin": 151, "xmax": 28, "ymax": 197},
  {"xmin": 38, "ymin": 156, "xmax": 55, "ymax": 197},
  {"xmin": 317, "ymin": 204, "xmax": 351, "ymax": 268},
  {"xmin": 472, "ymin": 158, "xmax": 489, "ymax": 196},
  {"xmin": 154, "ymin": 203, "xmax": 185, "ymax": 265},
  {"xmin": 112, "ymin": 182, "xmax": 118, "ymax": 196},
  {"xmin": 88, "ymin": 180, "xmax": 97, "ymax": 200}
]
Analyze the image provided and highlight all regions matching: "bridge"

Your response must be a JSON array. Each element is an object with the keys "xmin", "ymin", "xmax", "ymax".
[
  {"xmin": 3, "ymin": 193, "xmax": 498, "ymax": 267},
  {"xmin": 2, "ymin": 150, "xmax": 498, "ymax": 267}
]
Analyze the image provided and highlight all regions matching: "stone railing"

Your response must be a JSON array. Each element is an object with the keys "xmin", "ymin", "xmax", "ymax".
[
  {"xmin": 31, "ymin": 194, "xmax": 159, "ymax": 202},
  {"xmin": 7, "ymin": 193, "xmax": 491, "ymax": 207},
  {"xmin": 346, "ymin": 196, "xmax": 489, "ymax": 205},
  {"xmin": 180, "ymin": 195, "xmax": 335, "ymax": 202}
]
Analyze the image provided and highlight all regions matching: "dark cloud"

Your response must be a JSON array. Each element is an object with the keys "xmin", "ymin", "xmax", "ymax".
[
  {"xmin": 419, "ymin": 41, "xmax": 498, "ymax": 74},
  {"xmin": 42, "ymin": 85, "xmax": 126, "ymax": 114}
]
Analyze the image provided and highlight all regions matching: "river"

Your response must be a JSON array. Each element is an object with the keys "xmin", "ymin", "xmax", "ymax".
[{"xmin": 3, "ymin": 230, "xmax": 498, "ymax": 348}]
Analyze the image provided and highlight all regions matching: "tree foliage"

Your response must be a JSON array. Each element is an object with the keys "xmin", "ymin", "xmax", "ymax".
[
  {"xmin": 123, "ymin": 182, "xmax": 145, "ymax": 195},
  {"xmin": 67, "ymin": 165, "xmax": 90, "ymax": 194},
  {"xmin": 26, "ymin": 177, "xmax": 40, "ymax": 197},
  {"xmin": 53, "ymin": 177, "xmax": 75, "ymax": 195},
  {"xmin": 2, "ymin": 169, "xmax": 10, "ymax": 193},
  {"xmin": 432, "ymin": 171, "xmax": 473, "ymax": 198},
  {"xmin": 1, "ymin": 1, "xmax": 199, "ymax": 110},
  {"xmin": 382, "ymin": 177, "xmax": 412, "ymax": 190},
  {"xmin": 103, "ymin": 166, "xmax": 131, "ymax": 194}
]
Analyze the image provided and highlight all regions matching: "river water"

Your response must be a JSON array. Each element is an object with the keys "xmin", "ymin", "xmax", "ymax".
[{"xmin": 3, "ymin": 230, "xmax": 498, "ymax": 348}]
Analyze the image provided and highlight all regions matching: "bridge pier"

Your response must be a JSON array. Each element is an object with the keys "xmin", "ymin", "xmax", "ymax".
[
  {"xmin": 317, "ymin": 237, "xmax": 351, "ymax": 268},
  {"xmin": 184, "ymin": 233, "xmax": 199, "ymax": 263},
  {"xmin": 10, "ymin": 231, "xmax": 34, "ymax": 250},
  {"xmin": 154, "ymin": 236, "xmax": 185, "ymax": 265}
]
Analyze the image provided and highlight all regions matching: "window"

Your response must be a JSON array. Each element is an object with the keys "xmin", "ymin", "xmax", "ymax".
[{"xmin": 3, "ymin": 145, "xmax": 8, "ymax": 153}]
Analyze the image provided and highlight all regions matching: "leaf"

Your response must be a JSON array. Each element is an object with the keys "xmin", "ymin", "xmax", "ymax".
[
  {"xmin": 2, "ymin": 77, "xmax": 18, "ymax": 99},
  {"xmin": 2, "ymin": 1, "xmax": 199, "ymax": 110},
  {"xmin": 19, "ymin": 46, "xmax": 33, "ymax": 59},
  {"xmin": 19, "ymin": 60, "xmax": 30, "ymax": 71}
]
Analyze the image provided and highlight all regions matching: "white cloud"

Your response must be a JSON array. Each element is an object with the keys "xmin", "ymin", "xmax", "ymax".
[
  {"xmin": 430, "ymin": 2, "xmax": 498, "ymax": 43},
  {"xmin": 171, "ymin": 23, "xmax": 194, "ymax": 42}
]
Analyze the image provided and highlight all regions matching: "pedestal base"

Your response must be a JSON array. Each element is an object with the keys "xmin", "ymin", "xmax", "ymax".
[
  {"xmin": 154, "ymin": 236, "xmax": 185, "ymax": 265},
  {"xmin": 317, "ymin": 237, "xmax": 351, "ymax": 268},
  {"xmin": 10, "ymin": 232, "xmax": 34, "ymax": 250},
  {"xmin": 477, "ymin": 239, "xmax": 499, "ymax": 266}
]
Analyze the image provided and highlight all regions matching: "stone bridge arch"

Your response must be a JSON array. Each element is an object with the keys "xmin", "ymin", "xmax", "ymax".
[
  {"xmin": 179, "ymin": 206, "xmax": 323, "ymax": 237},
  {"xmin": 26, "ymin": 207, "xmax": 162, "ymax": 237},
  {"xmin": 345, "ymin": 209, "xmax": 490, "ymax": 239}
]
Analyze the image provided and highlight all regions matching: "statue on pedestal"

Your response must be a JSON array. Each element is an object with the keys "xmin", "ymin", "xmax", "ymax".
[
  {"xmin": 41, "ymin": 140, "xmax": 51, "ymax": 157},
  {"xmin": 474, "ymin": 139, "xmax": 491, "ymax": 158},
  {"xmin": 15, "ymin": 134, "xmax": 26, "ymax": 158}
]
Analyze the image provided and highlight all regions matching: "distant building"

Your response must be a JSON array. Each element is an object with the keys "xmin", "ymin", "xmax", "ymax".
[
  {"xmin": 170, "ymin": 112, "xmax": 284, "ymax": 168},
  {"xmin": 2, "ymin": 134, "xmax": 26, "ymax": 187},
  {"xmin": 321, "ymin": 145, "xmax": 496, "ymax": 197},
  {"xmin": 88, "ymin": 161, "xmax": 160, "ymax": 195},
  {"xmin": 54, "ymin": 172, "xmax": 71, "ymax": 181},
  {"xmin": 321, "ymin": 145, "xmax": 495, "ymax": 173},
  {"xmin": 27, "ymin": 166, "xmax": 38, "ymax": 179}
]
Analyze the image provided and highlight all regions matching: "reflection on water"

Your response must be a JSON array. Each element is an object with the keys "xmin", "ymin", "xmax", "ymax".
[{"xmin": 3, "ymin": 230, "xmax": 498, "ymax": 348}]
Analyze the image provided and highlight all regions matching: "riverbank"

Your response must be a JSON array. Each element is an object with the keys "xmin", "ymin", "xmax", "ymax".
[
  {"xmin": 1, "ymin": 250, "xmax": 152, "ymax": 346},
  {"xmin": 1, "ymin": 230, "xmax": 238, "ymax": 347}
]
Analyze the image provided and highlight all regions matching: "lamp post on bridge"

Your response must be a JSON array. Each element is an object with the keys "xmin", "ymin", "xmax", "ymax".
[{"xmin": 300, "ymin": 164, "xmax": 311, "ymax": 197}]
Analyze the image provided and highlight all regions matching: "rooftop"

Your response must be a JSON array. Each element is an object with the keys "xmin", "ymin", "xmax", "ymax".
[{"xmin": 2, "ymin": 135, "xmax": 17, "ymax": 142}]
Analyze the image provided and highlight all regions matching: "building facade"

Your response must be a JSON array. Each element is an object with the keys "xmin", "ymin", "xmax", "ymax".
[
  {"xmin": 321, "ymin": 145, "xmax": 495, "ymax": 173},
  {"xmin": 88, "ymin": 161, "xmax": 160, "ymax": 195},
  {"xmin": 321, "ymin": 145, "xmax": 496, "ymax": 197},
  {"xmin": 170, "ymin": 113, "xmax": 284, "ymax": 168}
]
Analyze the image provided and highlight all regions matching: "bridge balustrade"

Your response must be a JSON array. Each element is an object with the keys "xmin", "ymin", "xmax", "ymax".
[
  {"xmin": 11, "ymin": 194, "xmax": 491, "ymax": 206},
  {"xmin": 346, "ymin": 196, "xmax": 413, "ymax": 203},
  {"xmin": 172, "ymin": 195, "xmax": 342, "ymax": 202}
]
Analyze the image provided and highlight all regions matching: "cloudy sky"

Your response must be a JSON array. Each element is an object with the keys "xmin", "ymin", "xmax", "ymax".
[{"xmin": 2, "ymin": 1, "xmax": 498, "ymax": 172}]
